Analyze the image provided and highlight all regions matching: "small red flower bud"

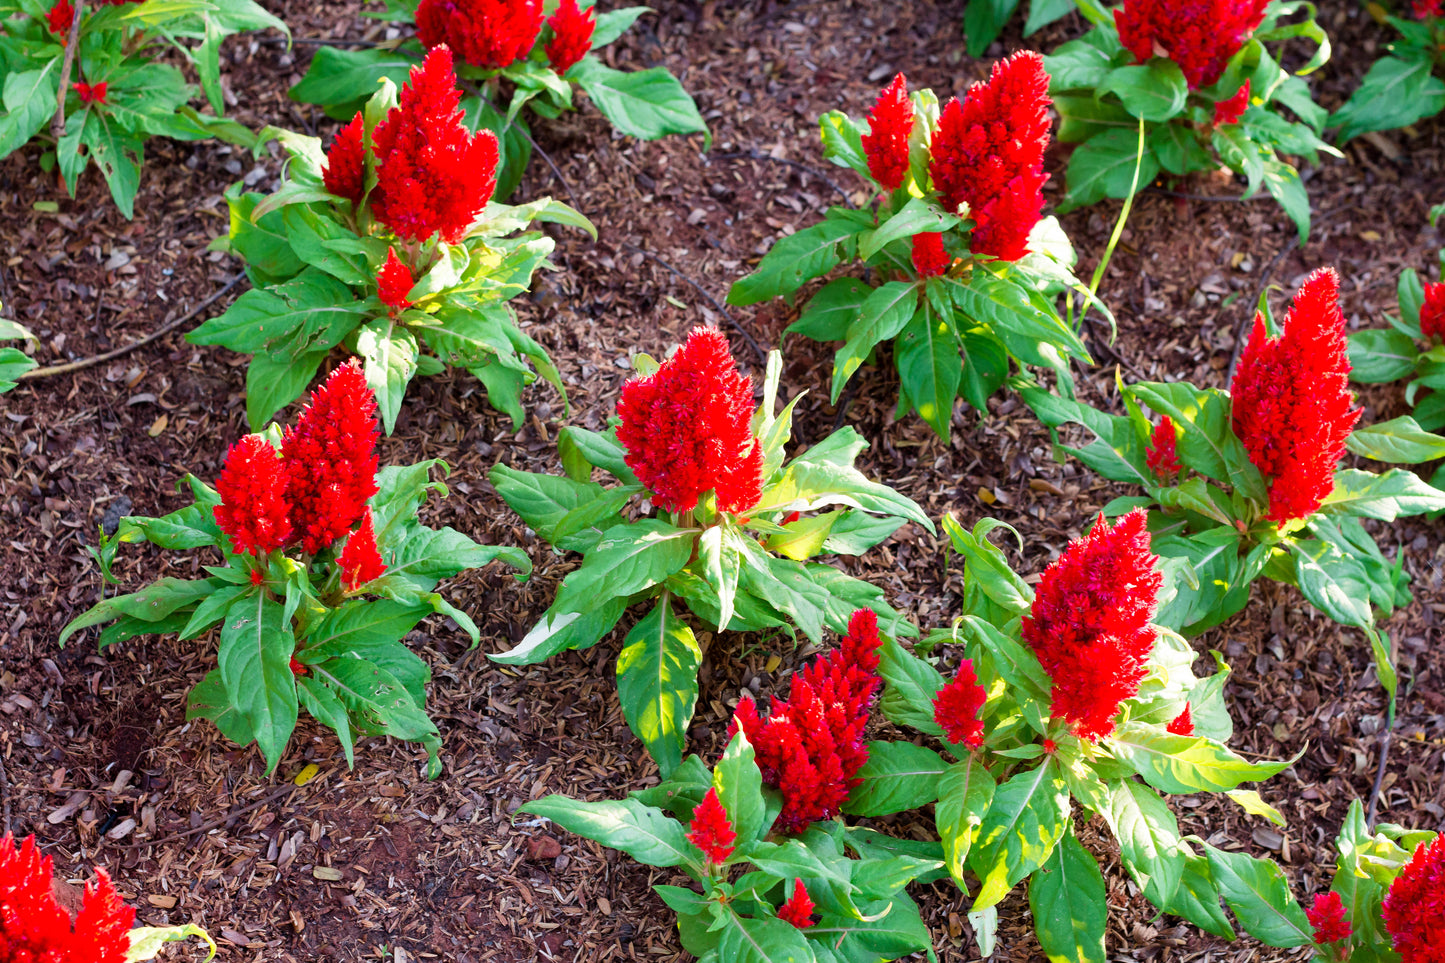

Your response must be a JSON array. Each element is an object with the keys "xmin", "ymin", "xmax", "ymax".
[
  {"xmin": 686, "ymin": 788, "xmax": 736, "ymax": 865},
  {"xmin": 74, "ymin": 81, "xmax": 107, "ymax": 105},
  {"xmin": 1306, "ymin": 891, "xmax": 1352, "ymax": 945},
  {"xmin": 1146, "ymin": 416, "xmax": 1181, "ymax": 480},
  {"xmin": 249, "ymin": 569, "xmax": 265, "ymax": 587},
  {"xmin": 377, "ymin": 247, "xmax": 414, "ymax": 315},
  {"xmin": 545, "ymin": 0, "xmax": 594, "ymax": 75},
  {"xmin": 289, "ymin": 656, "xmax": 309, "ymax": 677},
  {"xmin": 323, "ymin": 113, "xmax": 367, "ymax": 205},
  {"xmin": 214, "ymin": 435, "xmax": 292, "ymax": 556},
  {"xmin": 339, "ymin": 509, "xmax": 386, "ymax": 591},
  {"xmin": 777, "ymin": 878, "xmax": 815, "ymax": 929},
  {"xmin": 1420, "ymin": 282, "xmax": 1445, "ymax": 342},
  {"xmin": 1212, "ymin": 80, "xmax": 1250, "ymax": 127},
  {"xmin": 1042, "ymin": 738, "xmax": 1058, "ymax": 753},
  {"xmin": 911, "ymin": 232, "xmax": 950, "ymax": 278},
  {"xmin": 1166, "ymin": 702, "xmax": 1194, "ymax": 736},
  {"xmin": 46, "ymin": 0, "xmax": 74, "ymax": 36}
]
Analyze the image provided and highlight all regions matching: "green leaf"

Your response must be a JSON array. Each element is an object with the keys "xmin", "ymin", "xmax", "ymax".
[
  {"xmin": 811, "ymin": 894, "xmax": 933, "ymax": 960},
  {"xmin": 1020, "ymin": 387, "xmax": 1152, "ymax": 485},
  {"xmin": 308, "ymin": 654, "xmax": 441, "ymax": 776},
  {"xmin": 59, "ymin": 578, "xmax": 218, "ymax": 646},
  {"xmin": 0, "ymin": 64, "xmax": 58, "ymax": 160},
  {"xmin": 289, "ymin": 46, "xmax": 417, "ymax": 117},
  {"xmin": 1348, "ymin": 328, "xmax": 1420, "ymax": 383},
  {"xmin": 1028, "ymin": 831, "xmax": 1108, "ymax": 963},
  {"xmin": 821, "ymin": 512, "xmax": 905, "ymax": 556},
  {"xmin": 1148, "ymin": 117, "xmax": 1212, "ymax": 176},
  {"xmin": 859, "ymin": 197, "xmax": 959, "ymax": 261},
  {"xmin": 936, "ymin": 755, "xmax": 996, "ymax": 888},
  {"xmin": 1058, "ymin": 128, "xmax": 1160, "ymax": 213},
  {"xmin": 1103, "ymin": 779, "xmax": 1186, "ymax": 907},
  {"xmin": 1023, "ymin": 0, "xmax": 1076, "ymax": 33},
  {"xmin": 185, "ymin": 669, "xmax": 256, "ymax": 746},
  {"xmin": 1329, "ymin": 53, "xmax": 1445, "ymax": 143},
  {"xmin": 786, "ymin": 277, "xmax": 870, "ymax": 343},
  {"xmin": 968, "ymin": 759, "xmax": 1071, "ymax": 910},
  {"xmin": 1261, "ymin": 158, "xmax": 1309, "ymax": 245},
  {"xmin": 831, "ymin": 282, "xmax": 920, "ymax": 401},
  {"xmin": 1320, "ymin": 468, "xmax": 1445, "ymax": 521},
  {"xmin": 216, "ymin": 592, "xmax": 297, "ymax": 773},
  {"xmin": 952, "ymin": 272, "xmax": 1090, "ymax": 369},
  {"xmin": 842, "ymin": 741, "xmax": 949, "ymax": 817},
  {"xmin": 570, "ymin": 59, "xmax": 708, "ymax": 144},
  {"xmin": 244, "ymin": 349, "xmax": 327, "ymax": 430},
  {"xmin": 591, "ymin": 5, "xmax": 650, "ymax": 47},
  {"xmin": 895, "ymin": 300, "xmax": 962, "ymax": 440},
  {"xmin": 357, "ymin": 319, "xmax": 418, "ymax": 435},
  {"xmin": 1125, "ymin": 382, "xmax": 1239, "ymax": 483},
  {"xmin": 296, "ymin": 673, "xmax": 356, "ymax": 768},
  {"xmin": 556, "ymin": 519, "xmax": 696, "ymax": 605},
  {"xmin": 490, "ymin": 464, "xmax": 606, "ymax": 542},
  {"xmin": 1202, "ymin": 843, "xmax": 1313, "ymax": 947},
  {"xmin": 728, "ymin": 217, "xmax": 867, "ymax": 306},
  {"xmin": 490, "ymin": 595, "xmax": 629, "ymax": 665},
  {"xmin": 124, "ymin": 923, "xmax": 216, "ymax": 962},
  {"xmin": 1289, "ymin": 536, "xmax": 1375, "ymax": 629},
  {"xmin": 1347, "ymin": 415, "xmax": 1445, "ymax": 464},
  {"xmin": 1099, "ymin": 61, "xmax": 1189, "ymax": 122},
  {"xmin": 963, "ymin": 0, "xmax": 1019, "ymax": 55},
  {"xmin": 713, "ymin": 730, "xmax": 769, "ymax": 849},
  {"xmin": 1161, "ymin": 853, "xmax": 1235, "ymax": 938},
  {"xmin": 557, "ymin": 425, "xmax": 638, "ymax": 483},
  {"xmin": 717, "ymin": 910, "xmax": 816, "ymax": 963},
  {"xmin": 616, "ymin": 596, "xmax": 702, "ymax": 777},
  {"xmin": 1108, "ymin": 722, "xmax": 1296, "ymax": 794},
  {"xmin": 877, "ymin": 636, "xmax": 947, "ymax": 736},
  {"xmin": 519, "ymin": 795, "xmax": 695, "ymax": 869},
  {"xmin": 299, "ymin": 601, "xmax": 431, "ymax": 701},
  {"xmin": 697, "ymin": 524, "xmax": 743, "ymax": 629},
  {"xmin": 188, "ymin": 269, "xmax": 363, "ymax": 358}
]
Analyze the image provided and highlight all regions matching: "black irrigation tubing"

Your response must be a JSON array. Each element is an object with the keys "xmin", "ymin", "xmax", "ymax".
[
  {"xmin": 618, "ymin": 241, "xmax": 768, "ymax": 365},
  {"xmin": 713, "ymin": 150, "xmax": 853, "ymax": 206}
]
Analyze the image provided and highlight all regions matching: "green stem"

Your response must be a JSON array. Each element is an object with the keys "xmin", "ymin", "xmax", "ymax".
[{"xmin": 1087, "ymin": 116, "xmax": 1148, "ymax": 305}]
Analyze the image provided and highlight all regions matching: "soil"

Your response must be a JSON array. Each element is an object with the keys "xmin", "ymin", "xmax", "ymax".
[{"xmin": 1, "ymin": 1, "xmax": 1442, "ymax": 961}]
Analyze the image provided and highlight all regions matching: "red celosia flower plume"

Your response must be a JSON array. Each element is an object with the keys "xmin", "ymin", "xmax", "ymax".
[
  {"xmin": 545, "ymin": 0, "xmax": 594, "ymax": 75},
  {"xmin": 323, "ymin": 113, "xmax": 367, "ymax": 205},
  {"xmin": 415, "ymin": 0, "xmax": 543, "ymax": 70},
  {"xmin": 1166, "ymin": 703, "xmax": 1194, "ymax": 736},
  {"xmin": 282, "ymin": 359, "xmax": 380, "ymax": 554},
  {"xmin": 728, "ymin": 609, "xmax": 882, "ymax": 833},
  {"xmin": 1230, "ymin": 268, "xmax": 1360, "ymax": 526},
  {"xmin": 1383, "ymin": 833, "xmax": 1445, "ymax": 963},
  {"xmin": 0, "ymin": 834, "xmax": 134, "ymax": 963},
  {"xmin": 1420, "ymin": 282, "xmax": 1445, "ymax": 341},
  {"xmin": 1213, "ymin": 80, "xmax": 1250, "ymax": 127},
  {"xmin": 686, "ymin": 788, "xmax": 736, "ymax": 866},
  {"xmin": 933, "ymin": 660, "xmax": 986, "ymax": 749},
  {"xmin": 616, "ymin": 326, "xmax": 764, "ymax": 515},
  {"xmin": 861, "ymin": 73, "xmax": 913, "ymax": 192},
  {"xmin": 1114, "ymin": 0, "xmax": 1270, "ymax": 89},
  {"xmin": 1146, "ymin": 416, "xmax": 1181, "ymax": 480},
  {"xmin": 377, "ymin": 248, "xmax": 414, "ymax": 316},
  {"xmin": 371, "ymin": 46, "xmax": 500, "ymax": 243},
  {"xmin": 339, "ymin": 509, "xmax": 387, "ymax": 591},
  {"xmin": 214, "ymin": 435, "xmax": 292, "ymax": 556},
  {"xmin": 46, "ymin": 0, "xmax": 73, "ymax": 34},
  {"xmin": 74, "ymin": 81, "xmax": 107, "ymax": 105},
  {"xmin": 929, "ymin": 51, "xmax": 1052, "ymax": 263},
  {"xmin": 1022, "ymin": 510, "xmax": 1162, "ymax": 741},
  {"xmin": 911, "ymin": 232, "xmax": 950, "ymax": 278},
  {"xmin": 777, "ymin": 879, "xmax": 815, "ymax": 929},
  {"xmin": 1306, "ymin": 891, "xmax": 1352, "ymax": 946},
  {"xmin": 1415, "ymin": 0, "xmax": 1443, "ymax": 18}
]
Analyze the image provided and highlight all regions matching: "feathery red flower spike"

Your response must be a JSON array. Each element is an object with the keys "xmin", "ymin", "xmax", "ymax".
[
  {"xmin": 370, "ymin": 46, "xmax": 500, "ymax": 243},
  {"xmin": 1022, "ymin": 510, "xmax": 1162, "ymax": 741},
  {"xmin": 686, "ymin": 788, "xmax": 736, "ymax": 866},
  {"xmin": 1166, "ymin": 703, "xmax": 1194, "ymax": 736},
  {"xmin": 45, "ymin": 0, "xmax": 73, "ymax": 35},
  {"xmin": 339, "ymin": 509, "xmax": 387, "ymax": 591},
  {"xmin": 1213, "ymin": 80, "xmax": 1250, "ymax": 128},
  {"xmin": 1114, "ymin": 0, "xmax": 1270, "ymax": 89},
  {"xmin": 1305, "ymin": 891, "xmax": 1352, "ymax": 946},
  {"xmin": 911, "ymin": 232, "xmax": 950, "ymax": 278},
  {"xmin": 0, "ymin": 833, "xmax": 134, "ymax": 963},
  {"xmin": 1420, "ymin": 282, "xmax": 1445, "ymax": 342},
  {"xmin": 861, "ymin": 73, "xmax": 913, "ymax": 192},
  {"xmin": 1146, "ymin": 416, "xmax": 1181, "ymax": 480},
  {"xmin": 282, "ymin": 359, "xmax": 381, "ymax": 554},
  {"xmin": 1230, "ymin": 267, "xmax": 1360, "ymax": 526},
  {"xmin": 933, "ymin": 659, "xmax": 987, "ymax": 749},
  {"xmin": 323, "ymin": 114, "xmax": 367, "ymax": 205},
  {"xmin": 214, "ymin": 434, "xmax": 292, "ymax": 556},
  {"xmin": 1382, "ymin": 833, "xmax": 1445, "ymax": 963},
  {"xmin": 545, "ymin": 0, "xmax": 594, "ymax": 75},
  {"xmin": 377, "ymin": 248, "xmax": 415, "ymax": 316},
  {"xmin": 616, "ymin": 326, "xmax": 763, "ymax": 515},
  {"xmin": 929, "ymin": 51, "xmax": 1052, "ymax": 263},
  {"xmin": 415, "ymin": 0, "xmax": 543, "ymax": 71},
  {"xmin": 728, "ymin": 609, "xmax": 882, "ymax": 833}
]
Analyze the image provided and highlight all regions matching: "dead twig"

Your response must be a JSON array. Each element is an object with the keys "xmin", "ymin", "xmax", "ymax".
[
  {"xmin": 111, "ymin": 783, "xmax": 296, "ymax": 850},
  {"xmin": 618, "ymin": 241, "xmax": 767, "ymax": 365},
  {"xmin": 50, "ymin": 0, "xmax": 86, "ymax": 142},
  {"xmin": 19, "ymin": 274, "xmax": 245, "ymax": 381}
]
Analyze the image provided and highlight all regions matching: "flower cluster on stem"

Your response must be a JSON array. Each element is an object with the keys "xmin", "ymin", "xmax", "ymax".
[
  {"xmin": 0, "ymin": 833, "xmax": 134, "ymax": 963},
  {"xmin": 932, "ymin": 659, "xmax": 986, "ymax": 749},
  {"xmin": 545, "ymin": 0, "xmax": 594, "ymax": 75},
  {"xmin": 1382, "ymin": 833, "xmax": 1445, "ymax": 963},
  {"xmin": 1114, "ymin": 0, "xmax": 1270, "ymax": 89},
  {"xmin": 686, "ymin": 788, "xmax": 736, "ymax": 867},
  {"xmin": 861, "ymin": 73, "xmax": 913, "ymax": 192},
  {"xmin": 415, "ymin": 0, "xmax": 542, "ymax": 71}
]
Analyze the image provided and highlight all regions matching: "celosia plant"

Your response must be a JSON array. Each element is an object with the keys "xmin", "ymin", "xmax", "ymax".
[
  {"xmin": 0, "ymin": 0, "xmax": 285, "ymax": 216},
  {"xmin": 60, "ymin": 360, "xmax": 529, "ymax": 778},
  {"xmin": 518, "ymin": 616, "xmax": 940, "ymax": 963},
  {"xmin": 1024, "ymin": 269, "xmax": 1445, "ymax": 679},
  {"xmin": 1293, "ymin": 800, "xmax": 1443, "ymax": 963},
  {"xmin": 1046, "ymin": 0, "xmax": 1335, "ymax": 242},
  {"xmin": 729, "ymin": 56, "xmax": 1097, "ymax": 440},
  {"xmin": 290, "ymin": 0, "xmax": 706, "ymax": 201},
  {"xmin": 489, "ymin": 328, "xmax": 932, "ymax": 775},
  {"xmin": 856, "ymin": 511, "xmax": 1311, "ymax": 961},
  {"xmin": 1330, "ymin": 1, "xmax": 1445, "ymax": 142},
  {"xmin": 0, "ymin": 833, "xmax": 215, "ymax": 961},
  {"xmin": 194, "ymin": 47, "xmax": 593, "ymax": 434},
  {"xmin": 1345, "ymin": 230, "xmax": 1445, "ymax": 493}
]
